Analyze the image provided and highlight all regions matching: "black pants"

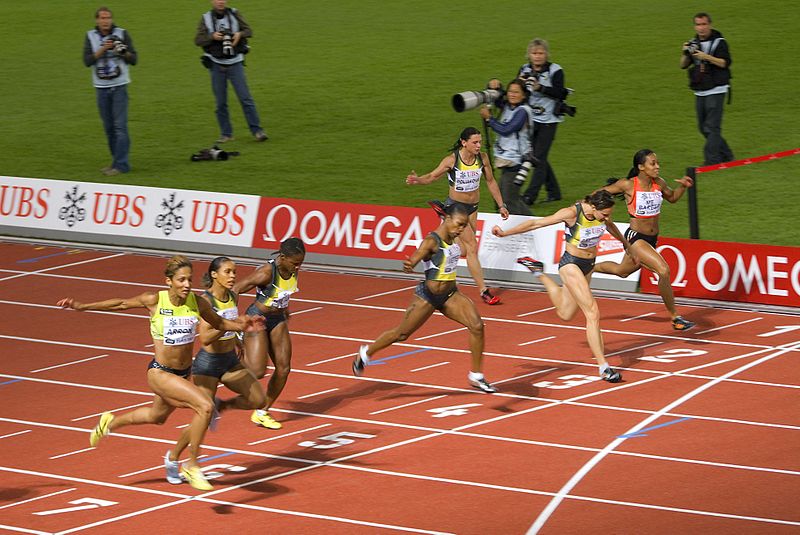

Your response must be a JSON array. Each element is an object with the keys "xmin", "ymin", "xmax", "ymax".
[
  {"xmin": 498, "ymin": 165, "xmax": 531, "ymax": 215},
  {"xmin": 523, "ymin": 122, "xmax": 561, "ymax": 202},
  {"xmin": 696, "ymin": 92, "xmax": 734, "ymax": 165}
]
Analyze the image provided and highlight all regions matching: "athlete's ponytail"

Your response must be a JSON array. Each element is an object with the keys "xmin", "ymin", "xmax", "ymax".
[
  {"xmin": 449, "ymin": 127, "xmax": 481, "ymax": 153},
  {"xmin": 627, "ymin": 148, "xmax": 654, "ymax": 178}
]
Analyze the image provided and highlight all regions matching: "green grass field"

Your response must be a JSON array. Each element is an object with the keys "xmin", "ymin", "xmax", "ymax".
[{"xmin": 1, "ymin": 1, "xmax": 798, "ymax": 245}]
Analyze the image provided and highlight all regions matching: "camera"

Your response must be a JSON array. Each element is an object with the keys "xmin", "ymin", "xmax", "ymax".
[
  {"xmin": 108, "ymin": 35, "xmax": 127, "ymax": 56},
  {"xmin": 685, "ymin": 38, "xmax": 701, "ymax": 56},
  {"xmin": 190, "ymin": 145, "xmax": 240, "ymax": 161},
  {"xmin": 513, "ymin": 151, "xmax": 540, "ymax": 186},
  {"xmin": 554, "ymin": 100, "xmax": 577, "ymax": 117},
  {"xmin": 451, "ymin": 89, "xmax": 502, "ymax": 112},
  {"xmin": 221, "ymin": 29, "xmax": 235, "ymax": 57}
]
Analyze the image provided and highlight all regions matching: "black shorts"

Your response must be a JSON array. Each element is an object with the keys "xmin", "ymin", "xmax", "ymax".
[
  {"xmin": 246, "ymin": 303, "xmax": 287, "ymax": 332},
  {"xmin": 414, "ymin": 281, "xmax": 457, "ymax": 310},
  {"xmin": 147, "ymin": 359, "xmax": 191, "ymax": 379},
  {"xmin": 558, "ymin": 251, "xmax": 596, "ymax": 276},
  {"xmin": 444, "ymin": 197, "xmax": 479, "ymax": 215},
  {"xmin": 625, "ymin": 228, "xmax": 658, "ymax": 249},
  {"xmin": 192, "ymin": 349, "xmax": 241, "ymax": 379}
]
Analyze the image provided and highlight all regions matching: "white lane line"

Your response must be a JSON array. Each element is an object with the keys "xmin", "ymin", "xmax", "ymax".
[
  {"xmin": 605, "ymin": 341, "xmax": 663, "ymax": 357},
  {"xmin": 493, "ymin": 368, "xmax": 559, "ymax": 385},
  {"xmin": 355, "ymin": 285, "xmax": 417, "ymax": 301},
  {"xmin": 291, "ymin": 306, "xmax": 323, "ymax": 315},
  {"xmin": 248, "ymin": 423, "xmax": 333, "ymax": 446},
  {"xmin": 72, "ymin": 401, "xmax": 151, "ymax": 422},
  {"xmin": 0, "ymin": 487, "xmax": 77, "ymax": 510},
  {"xmin": 0, "ymin": 253, "xmax": 125, "ymax": 282},
  {"xmin": 410, "ymin": 362, "xmax": 450, "ymax": 372},
  {"xmin": 49, "ymin": 447, "xmax": 95, "ymax": 460},
  {"xmin": 0, "ymin": 300, "xmax": 145, "ymax": 319},
  {"xmin": 620, "ymin": 311, "xmax": 656, "ymax": 322},
  {"xmin": 306, "ymin": 352, "xmax": 357, "ymax": 367},
  {"xmin": 696, "ymin": 317, "xmax": 764, "ymax": 335},
  {"xmin": 118, "ymin": 454, "xmax": 209, "ymax": 478},
  {"xmin": 369, "ymin": 395, "xmax": 449, "ymax": 416},
  {"xmin": 31, "ymin": 354, "xmax": 109, "ymax": 373},
  {"xmin": 297, "ymin": 388, "xmax": 339, "ymax": 400},
  {"xmin": 525, "ymin": 341, "xmax": 800, "ymax": 534},
  {"xmin": 517, "ymin": 306, "xmax": 556, "ymax": 317},
  {"xmin": 0, "ymin": 429, "xmax": 32, "ymax": 439},
  {"xmin": 518, "ymin": 336, "xmax": 556, "ymax": 346},
  {"xmin": 415, "ymin": 327, "xmax": 467, "ymax": 341},
  {"xmin": 0, "ymin": 335, "xmax": 151, "ymax": 356}
]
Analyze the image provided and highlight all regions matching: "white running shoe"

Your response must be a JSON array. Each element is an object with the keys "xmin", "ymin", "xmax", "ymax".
[{"xmin": 164, "ymin": 451, "xmax": 182, "ymax": 485}]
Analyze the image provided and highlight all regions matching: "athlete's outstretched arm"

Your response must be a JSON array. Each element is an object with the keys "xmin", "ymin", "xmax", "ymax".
[
  {"xmin": 492, "ymin": 206, "xmax": 577, "ymax": 238},
  {"xmin": 56, "ymin": 292, "xmax": 157, "ymax": 312},
  {"xmin": 232, "ymin": 264, "xmax": 273, "ymax": 295},
  {"xmin": 406, "ymin": 154, "xmax": 455, "ymax": 186}
]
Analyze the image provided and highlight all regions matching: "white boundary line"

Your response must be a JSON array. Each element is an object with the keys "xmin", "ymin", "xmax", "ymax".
[
  {"xmin": 355, "ymin": 285, "xmax": 417, "ymax": 301},
  {"xmin": 696, "ymin": 316, "xmax": 764, "ymax": 335},
  {"xmin": 525, "ymin": 341, "xmax": 800, "ymax": 534},
  {"xmin": 297, "ymin": 388, "xmax": 339, "ymax": 399},
  {"xmin": 248, "ymin": 423, "xmax": 332, "ymax": 446},
  {"xmin": 410, "ymin": 362, "xmax": 450, "ymax": 372},
  {"xmin": 620, "ymin": 311, "xmax": 656, "ymax": 322},
  {"xmin": 0, "ymin": 253, "xmax": 125, "ymax": 283},
  {"xmin": 30, "ymin": 354, "xmax": 109, "ymax": 373},
  {"xmin": 369, "ymin": 395, "xmax": 449, "ymax": 415},
  {"xmin": 0, "ymin": 487, "xmax": 76, "ymax": 510}
]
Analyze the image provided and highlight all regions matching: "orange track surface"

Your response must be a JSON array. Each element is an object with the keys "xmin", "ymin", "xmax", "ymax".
[{"xmin": 0, "ymin": 241, "xmax": 798, "ymax": 534}]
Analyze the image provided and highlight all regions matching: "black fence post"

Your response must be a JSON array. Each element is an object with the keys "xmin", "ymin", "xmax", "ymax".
[{"xmin": 686, "ymin": 166, "xmax": 699, "ymax": 239}]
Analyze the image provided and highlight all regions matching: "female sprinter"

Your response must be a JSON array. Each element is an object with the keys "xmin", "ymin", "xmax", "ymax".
[
  {"xmin": 233, "ymin": 238, "xmax": 305, "ymax": 430},
  {"xmin": 594, "ymin": 149, "xmax": 696, "ymax": 331},
  {"xmin": 166, "ymin": 257, "xmax": 266, "ymax": 485},
  {"xmin": 406, "ymin": 126, "xmax": 509, "ymax": 305},
  {"xmin": 57, "ymin": 255, "xmax": 263, "ymax": 491},
  {"xmin": 492, "ymin": 190, "xmax": 628, "ymax": 382},
  {"xmin": 352, "ymin": 203, "xmax": 497, "ymax": 393}
]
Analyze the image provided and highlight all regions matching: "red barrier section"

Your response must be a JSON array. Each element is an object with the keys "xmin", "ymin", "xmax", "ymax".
[
  {"xmin": 251, "ymin": 197, "xmax": 442, "ymax": 259},
  {"xmin": 696, "ymin": 148, "xmax": 800, "ymax": 174},
  {"xmin": 639, "ymin": 237, "xmax": 800, "ymax": 307}
]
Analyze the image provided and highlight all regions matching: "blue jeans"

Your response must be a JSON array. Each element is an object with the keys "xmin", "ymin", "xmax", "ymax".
[
  {"xmin": 96, "ymin": 84, "xmax": 130, "ymax": 172},
  {"xmin": 210, "ymin": 61, "xmax": 262, "ymax": 137}
]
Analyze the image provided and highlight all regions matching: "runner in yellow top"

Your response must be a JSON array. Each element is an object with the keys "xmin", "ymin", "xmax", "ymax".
[
  {"xmin": 233, "ymin": 237, "xmax": 305, "ymax": 430},
  {"xmin": 406, "ymin": 126, "xmax": 509, "ymax": 305},
  {"xmin": 57, "ymin": 255, "xmax": 264, "ymax": 491},
  {"xmin": 353, "ymin": 203, "xmax": 497, "ymax": 393},
  {"xmin": 492, "ymin": 190, "xmax": 629, "ymax": 383}
]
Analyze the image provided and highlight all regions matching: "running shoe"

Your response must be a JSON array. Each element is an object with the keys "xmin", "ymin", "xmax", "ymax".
[
  {"xmin": 352, "ymin": 344, "xmax": 368, "ymax": 377},
  {"xmin": 601, "ymin": 368, "xmax": 622, "ymax": 383},
  {"xmin": 164, "ymin": 451, "xmax": 182, "ymax": 485},
  {"xmin": 480, "ymin": 289, "xmax": 501, "ymax": 305},
  {"xmin": 89, "ymin": 412, "xmax": 114, "ymax": 447},
  {"xmin": 250, "ymin": 409, "xmax": 282, "ymax": 430},
  {"xmin": 469, "ymin": 377, "xmax": 499, "ymax": 393},
  {"xmin": 427, "ymin": 200, "xmax": 446, "ymax": 218},
  {"xmin": 180, "ymin": 465, "xmax": 213, "ymax": 491},
  {"xmin": 516, "ymin": 256, "xmax": 544, "ymax": 274},
  {"xmin": 672, "ymin": 316, "xmax": 695, "ymax": 331}
]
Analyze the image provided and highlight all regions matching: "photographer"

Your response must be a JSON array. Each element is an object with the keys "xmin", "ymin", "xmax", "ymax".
[
  {"xmin": 83, "ymin": 7, "xmax": 137, "ymax": 176},
  {"xmin": 680, "ymin": 12, "xmax": 734, "ymax": 166},
  {"xmin": 517, "ymin": 38, "xmax": 567, "ymax": 206},
  {"xmin": 195, "ymin": 0, "xmax": 267, "ymax": 143},
  {"xmin": 479, "ymin": 79, "xmax": 534, "ymax": 215}
]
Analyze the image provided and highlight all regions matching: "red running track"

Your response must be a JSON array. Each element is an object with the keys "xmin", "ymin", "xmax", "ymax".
[{"xmin": 0, "ymin": 240, "xmax": 798, "ymax": 534}]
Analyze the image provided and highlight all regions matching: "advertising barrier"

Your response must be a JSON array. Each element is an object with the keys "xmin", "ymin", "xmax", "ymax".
[{"xmin": 639, "ymin": 237, "xmax": 800, "ymax": 307}]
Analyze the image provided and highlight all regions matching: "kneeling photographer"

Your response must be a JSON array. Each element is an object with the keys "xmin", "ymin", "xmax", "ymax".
[
  {"xmin": 479, "ymin": 79, "xmax": 534, "ymax": 215},
  {"xmin": 517, "ymin": 38, "xmax": 569, "ymax": 206}
]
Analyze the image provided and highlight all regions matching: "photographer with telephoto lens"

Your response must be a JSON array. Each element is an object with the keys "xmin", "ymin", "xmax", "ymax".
[
  {"xmin": 479, "ymin": 79, "xmax": 535, "ymax": 215},
  {"xmin": 517, "ymin": 38, "xmax": 567, "ymax": 206},
  {"xmin": 196, "ymin": 0, "xmax": 267, "ymax": 144},
  {"xmin": 83, "ymin": 7, "xmax": 137, "ymax": 176},
  {"xmin": 680, "ymin": 12, "xmax": 734, "ymax": 166}
]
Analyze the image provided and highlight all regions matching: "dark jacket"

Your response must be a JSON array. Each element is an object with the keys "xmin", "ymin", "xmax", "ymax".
[{"xmin": 687, "ymin": 29, "xmax": 731, "ymax": 91}]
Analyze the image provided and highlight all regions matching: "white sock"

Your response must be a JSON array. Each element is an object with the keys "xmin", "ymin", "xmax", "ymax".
[
  {"xmin": 468, "ymin": 371, "xmax": 484, "ymax": 382},
  {"xmin": 599, "ymin": 363, "xmax": 610, "ymax": 375},
  {"xmin": 359, "ymin": 345, "xmax": 370, "ymax": 364}
]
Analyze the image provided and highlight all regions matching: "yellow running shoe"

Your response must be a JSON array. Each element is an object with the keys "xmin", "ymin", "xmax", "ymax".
[
  {"xmin": 250, "ymin": 409, "xmax": 282, "ymax": 429},
  {"xmin": 180, "ymin": 466, "xmax": 213, "ymax": 491},
  {"xmin": 89, "ymin": 412, "xmax": 114, "ymax": 447}
]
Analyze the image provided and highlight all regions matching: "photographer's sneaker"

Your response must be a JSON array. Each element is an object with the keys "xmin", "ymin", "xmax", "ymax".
[
  {"xmin": 254, "ymin": 131, "xmax": 268, "ymax": 142},
  {"xmin": 352, "ymin": 344, "xmax": 369, "ymax": 377},
  {"xmin": 216, "ymin": 135, "xmax": 234, "ymax": 144},
  {"xmin": 517, "ymin": 256, "xmax": 544, "ymax": 275},
  {"xmin": 480, "ymin": 289, "xmax": 501, "ymax": 305}
]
